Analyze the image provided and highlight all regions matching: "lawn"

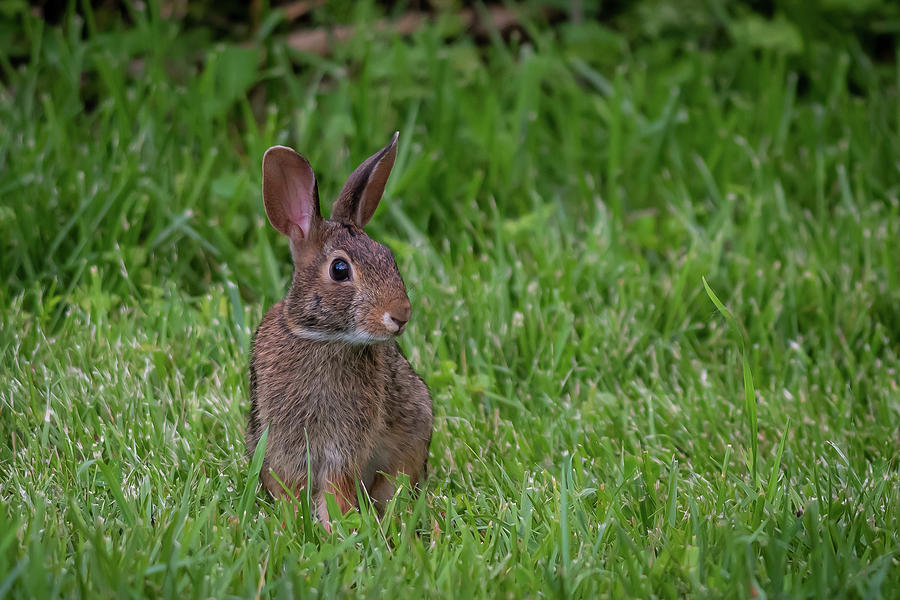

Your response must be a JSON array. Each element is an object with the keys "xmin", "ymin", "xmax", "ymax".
[{"xmin": 1, "ymin": 1, "xmax": 899, "ymax": 598}]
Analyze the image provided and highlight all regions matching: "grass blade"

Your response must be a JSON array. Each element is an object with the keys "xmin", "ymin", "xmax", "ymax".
[
  {"xmin": 703, "ymin": 276, "xmax": 759, "ymax": 486},
  {"xmin": 240, "ymin": 427, "xmax": 268, "ymax": 527}
]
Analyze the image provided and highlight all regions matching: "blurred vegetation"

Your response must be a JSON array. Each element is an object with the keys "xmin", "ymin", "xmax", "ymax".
[{"xmin": 0, "ymin": 0, "xmax": 897, "ymax": 302}]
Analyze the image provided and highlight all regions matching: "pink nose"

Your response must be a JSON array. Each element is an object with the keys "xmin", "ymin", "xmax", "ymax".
[{"xmin": 390, "ymin": 300, "xmax": 411, "ymax": 331}]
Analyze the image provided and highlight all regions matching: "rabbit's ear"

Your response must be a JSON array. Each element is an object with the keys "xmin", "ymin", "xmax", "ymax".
[
  {"xmin": 331, "ymin": 132, "xmax": 398, "ymax": 228},
  {"xmin": 262, "ymin": 146, "xmax": 321, "ymax": 239}
]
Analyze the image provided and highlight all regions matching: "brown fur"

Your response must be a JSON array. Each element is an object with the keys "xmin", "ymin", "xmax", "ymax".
[{"xmin": 246, "ymin": 134, "xmax": 433, "ymax": 529}]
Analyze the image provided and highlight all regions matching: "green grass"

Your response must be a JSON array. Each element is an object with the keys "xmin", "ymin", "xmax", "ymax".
[{"xmin": 2, "ymin": 2, "xmax": 899, "ymax": 598}]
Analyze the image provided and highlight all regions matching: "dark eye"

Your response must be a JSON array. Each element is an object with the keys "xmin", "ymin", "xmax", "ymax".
[{"xmin": 330, "ymin": 258, "xmax": 351, "ymax": 282}]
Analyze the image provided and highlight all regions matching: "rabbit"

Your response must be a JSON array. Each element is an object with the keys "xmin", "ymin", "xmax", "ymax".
[{"xmin": 245, "ymin": 132, "xmax": 433, "ymax": 531}]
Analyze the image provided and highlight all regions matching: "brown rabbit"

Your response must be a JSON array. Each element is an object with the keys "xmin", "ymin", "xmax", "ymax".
[{"xmin": 246, "ymin": 133, "xmax": 433, "ymax": 530}]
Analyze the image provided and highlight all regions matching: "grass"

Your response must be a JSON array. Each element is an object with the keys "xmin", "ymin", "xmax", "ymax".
[{"xmin": 1, "ymin": 2, "xmax": 899, "ymax": 598}]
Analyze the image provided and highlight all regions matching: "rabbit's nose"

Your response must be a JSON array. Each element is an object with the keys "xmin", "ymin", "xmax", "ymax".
[{"xmin": 388, "ymin": 300, "xmax": 411, "ymax": 331}]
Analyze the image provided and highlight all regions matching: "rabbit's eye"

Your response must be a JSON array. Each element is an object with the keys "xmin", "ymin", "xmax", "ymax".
[{"xmin": 330, "ymin": 258, "xmax": 351, "ymax": 282}]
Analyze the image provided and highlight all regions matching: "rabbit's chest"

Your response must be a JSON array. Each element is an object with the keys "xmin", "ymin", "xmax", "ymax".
[
  {"xmin": 266, "ymin": 348, "xmax": 391, "ymax": 441},
  {"xmin": 261, "ymin": 374, "xmax": 389, "ymax": 477},
  {"xmin": 301, "ymin": 381, "xmax": 386, "ymax": 430}
]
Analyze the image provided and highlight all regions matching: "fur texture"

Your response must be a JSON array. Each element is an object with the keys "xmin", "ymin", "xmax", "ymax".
[{"xmin": 246, "ymin": 134, "xmax": 433, "ymax": 529}]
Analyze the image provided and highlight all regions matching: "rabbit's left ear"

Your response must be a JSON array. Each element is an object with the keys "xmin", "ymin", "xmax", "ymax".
[
  {"xmin": 331, "ymin": 132, "xmax": 398, "ymax": 228},
  {"xmin": 262, "ymin": 145, "xmax": 321, "ymax": 240}
]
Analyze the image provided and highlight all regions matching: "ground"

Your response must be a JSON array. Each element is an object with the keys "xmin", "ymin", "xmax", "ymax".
[{"xmin": 1, "ymin": 2, "xmax": 899, "ymax": 598}]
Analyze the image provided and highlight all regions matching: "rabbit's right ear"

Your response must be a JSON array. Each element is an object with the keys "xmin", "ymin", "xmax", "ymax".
[{"xmin": 262, "ymin": 146, "xmax": 321, "ymax": 239}]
